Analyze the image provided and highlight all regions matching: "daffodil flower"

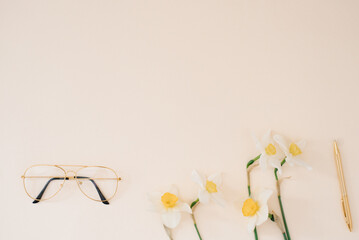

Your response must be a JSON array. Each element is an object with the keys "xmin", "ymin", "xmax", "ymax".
[
  {"xmin": 273, "ymin": 134, "xmax": 312, "ymax": 170},
  {"xmin": 253, "ymin": 130, "xmax": 283, "ymax": 174},
  {"xmin": 148, "ymin": 186, "xmax": 192, "ymax": 229},
  {"xmin": 242, "ymin": 189, "xmax": 273, "ymax": 232},
  {"xmin": 191, "ymin": 170, "xmax": 226, "ymax": 206}
]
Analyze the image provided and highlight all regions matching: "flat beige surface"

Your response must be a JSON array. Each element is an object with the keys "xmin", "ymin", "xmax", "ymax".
[{"xmin": 0, "ymin": 0, "xmax": 358, "ymax": 239}]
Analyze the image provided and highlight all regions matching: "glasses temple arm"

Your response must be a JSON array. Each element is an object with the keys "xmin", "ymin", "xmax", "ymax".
[
  {"xmin": 76, "ymin": 176, "xmax": 109, "ymax": 205},
  {"xmin": 32, "ymin": 177, "xmax": 64, "ymax": 204},
  {"xmin": 32, "ymin": 177, "xmax": 109, "ymax": 205}
]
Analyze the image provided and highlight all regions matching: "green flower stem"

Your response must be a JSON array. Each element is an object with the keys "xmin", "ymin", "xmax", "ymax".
[
  {"xmin": 282, "ymin": 233, "xmax": 288, "ymax": 240},
  {"xmin": 277, "ymin": 196, "xmax": 290, "ymax": 240},
  {"xmin": 247, "ymin": 154, "xmax": 261, "ymax": 196},
  {"xmin": 274, "ymin": 159, "xmax": 291, "ymax": 240},
  {"xmin": 253, "ymin": 228, "xmax": 258, "ymax": 240},
  {"xmin": 190, "ymin": 198, "xmax": 203, "ymax": 240},
  {"xmin": 268, "ymin": 213, "xmax": 288, "ymax": 240},
  {"xmin": 193, "ymin": 220, "xmax": 202, "ymax": 240},
  {"xmin": 249, "ymin": 156, "xmax": 289, "ymax": 240},
  {"xmin": 247, "ymin": 154, "xmax": 261, "ymax": 240}
]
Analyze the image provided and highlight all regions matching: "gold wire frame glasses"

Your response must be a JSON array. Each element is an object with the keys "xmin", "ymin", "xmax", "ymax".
[{"xmin": 21, "ymin": 164, "xmax": 122, "ymax": 205}]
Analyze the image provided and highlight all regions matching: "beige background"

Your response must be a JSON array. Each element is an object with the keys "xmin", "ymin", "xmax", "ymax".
[{"xmin": 0, "ymin": 0, "xmax": 358, "ymax": 239}]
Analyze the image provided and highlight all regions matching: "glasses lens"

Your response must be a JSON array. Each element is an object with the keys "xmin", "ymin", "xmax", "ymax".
[
  {"xmin": 76, "ymin": 167, "xmax": 118, "ymax": 202},
  {"xmin": 23, "ymin": 165, "xmax": 65, "ymax": 201}
]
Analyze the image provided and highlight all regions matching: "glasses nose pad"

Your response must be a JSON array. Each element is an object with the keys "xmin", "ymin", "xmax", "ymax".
[{"xmin": 65, "ymin": 170, "xmax": 76, "ymax": 180}]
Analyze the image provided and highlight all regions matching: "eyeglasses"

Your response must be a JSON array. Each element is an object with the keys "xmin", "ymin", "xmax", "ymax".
[{"xmin": 21, "ymin": 164, "xmax": 121, "ymax": 205}]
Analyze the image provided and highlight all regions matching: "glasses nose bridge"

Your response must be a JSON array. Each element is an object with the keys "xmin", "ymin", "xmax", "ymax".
[{"xmin": 65, "ymin": 170, "xmax": 77, "ymax": 179}]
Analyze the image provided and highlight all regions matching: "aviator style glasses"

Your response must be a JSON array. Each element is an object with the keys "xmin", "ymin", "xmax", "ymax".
[{"xmin": 21, "ymin": 165, "xmax": 121, "ymax": 205}]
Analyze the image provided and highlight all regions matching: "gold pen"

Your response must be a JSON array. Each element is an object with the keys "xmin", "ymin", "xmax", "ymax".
[{"xmin": 333, "ymin": 141, "xmax": 353, "ymax": 232}]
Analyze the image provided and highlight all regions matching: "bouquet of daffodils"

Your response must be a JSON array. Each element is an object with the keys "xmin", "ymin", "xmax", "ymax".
[
  {"xmin": 243, "ymin": 130, "xmax": 311, "ymax": 240},
  {"xmin": 148, "ymin": 130, "xmax": 311, "ymax": 239},
  {"xmin": 148, "ymin": 170, "xmax": 225, "ymax": 239}
]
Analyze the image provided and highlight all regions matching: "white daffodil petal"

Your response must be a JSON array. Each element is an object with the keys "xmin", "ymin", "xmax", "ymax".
[
  {"xmin": 208, "ymin": 173, "xmax": 222, "ymax": 186},
  {"xmin": 247, "ymin": 215, "xmax": 257, "ymax": 232},
  {"xmin": 258, "ymin": 154, "xmax": 267, "ymax": 170},
  {"xmin": 191, "ymin": 170, "xmax": 204, "ymax": 188},
  {"xmin": 176, "ymin": 202, "xmax": 192, "ymax": 214},
  {"xmin": 161, "ymin": 210, "xmax": 181, "ymax": 229},
  {"xmin": 257, "ymin": 189, "xmax": 273, "ymax": 207},
  {"xmin": 198, "ymin": 189, "xmax": 210, "ymax": 204},
  {"xmin": 292, "ymin": 157, "xmax": 312, "ymax": 170},
  {"xmin": 270, "ymin": 158, "xmax": 282, "ymax": 175},
  {"xmin": 273, "ymin": 134, "xmax": 289, "ymax": 154},
  {"xmin": 147, "ymin": 192, "xmax": 163, "ymax": 211},
  {"xmin": 148, "ymin": 192, "xmax": 161, "ymax": 204},
  {"xmin": 252, "ymin": 133, "xmax": 265, "ymax": 152},
  {"xmin": 285, "ymin": 156, "xmax": 295, "ymax": 166},
  {"xmin": 168, "ymin": 185, "xmax": 179, "ymax": 196},
  {"xmin": 262, "ymin": 129, "xmax": 272, "ymax": 143},
  {"xmin": 296, "ymin": 140, "xmax": 306, "ymax": 150},
  {"xmin": 211, "ymin": 192, "xmax": 226, "ymax": 207},
  {"xmin": 256, "ymin": 205, "xmax": 269, "ymax": 226}
]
